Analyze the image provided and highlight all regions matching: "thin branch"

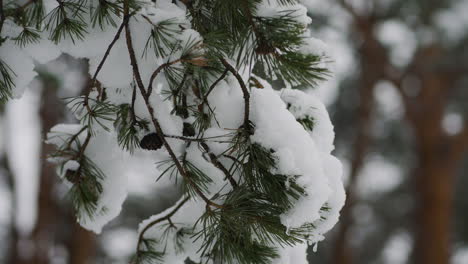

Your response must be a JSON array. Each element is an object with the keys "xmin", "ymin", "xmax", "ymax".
[
  {"xmin": 200, "ymin": 142, "xmax": 238, "ymax": 188},
  {"xmin": 130, "ymin": 82, "xmax": 137, "ymax": 122},
  {"xmin": 203, "ymin": 68, "xmax": 228, "ymax": 102},
  {"xmin": 65, "ymin": 125, "xmax": 88, "ymax": 150},
  {"xmin": 220, "ymin": 59, "xmax": 250, "ymax": 129},
  {"xmin": 164, "ymin": 134, "xmax": 230, "ymax": 143},
  {"xmin": 91, "ymin": 15, "xmax": 129, "ymax": 84},
  {"xmin": 123, "ymin": 0, "xmax": 223, "ymax": 209},
  {"xmin": 147, "ymin": 58, "xmax": 183, "ymax": 97},
  {"xmin": 83, "ymin": 15, "xmax": 130, "ymax": 107},
  {"xmin": 135, "ymin": 196, "xmax": 190, "ymax": 261}
]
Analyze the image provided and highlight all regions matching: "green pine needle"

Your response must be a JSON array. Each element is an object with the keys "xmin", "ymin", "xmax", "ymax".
[{"xmin": 0, "ymin": 59, "xmax": 16, "ymax": 104}]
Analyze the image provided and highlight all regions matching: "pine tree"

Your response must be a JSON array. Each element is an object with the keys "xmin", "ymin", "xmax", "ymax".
[{"xmin": 0, "ymin": 0, "xmax": 345, "ymax": 263}]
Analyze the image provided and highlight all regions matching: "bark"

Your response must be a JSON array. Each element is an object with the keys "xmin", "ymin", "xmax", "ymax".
[
  {"xmin": 408, "ymin": 73, "xmax": 466, "ymax": 264},
  {"xmin": 29, "ymin": 73, "xmax": 96, "ymax": 264},
  {"xmin": 27, "ymin": 76, "xmax": 65, "ymax": 264},
  {"xmin": 413, "ymin": 153, "xmax": 456, "ymax": 264},
  {"xmin": 332, "ymin": 3, "xmax": 468, "ymax": 264},
  {"xmin": 69, "ymin": 222, "xmax": 96, "ymax": 264},
  {"xmin": 1, "ymin": 153, "xmax": 26, "ymax": 264},
  {"xmin": 332, "ymin": 18, "xmax": 383, "ymax": 264}
]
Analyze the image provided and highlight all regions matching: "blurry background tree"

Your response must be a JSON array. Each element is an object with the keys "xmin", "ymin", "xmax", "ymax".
[
  {"xmin": 305, "ymin": 0, "xmax": 468, "ymax": 264},
  {"xmin": 1, "ymin": 0, "xmax": 468, "ymax": 263},
  {"xmin": 0, "ymin": 54, "xmax": 181, "ymax": 264}
]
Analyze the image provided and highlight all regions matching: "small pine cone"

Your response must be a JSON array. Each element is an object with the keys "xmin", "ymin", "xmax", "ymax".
[
  {"xmin": 140, "ymin": 133, "xmax": 164, "ymax": 151},
  {"xmin": 65, "ymin": 170, "xmax": 80, "ymax": 184},
  {"xmin": 183, "ymin": 122, "xmax": 196, "ymax": 137},
  {"xmin": 255, "ymin": 39, "xmax": 275, "ymax": 55}
]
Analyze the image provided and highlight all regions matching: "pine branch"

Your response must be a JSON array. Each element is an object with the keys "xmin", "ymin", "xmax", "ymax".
[
  {"xmin": 123, "ymin": 0, "xmax": 223, "ymax": 209},
  {"xmin": 45, "ymin": 0, "xmax": 88, "ymax": 44},
  {"xmin": 135, "ymin": 196, "xmax": 190, "ymax": 263},
  {"xmin": 0, "ymin": 59, "xmax": 16, "ymax": 103}
]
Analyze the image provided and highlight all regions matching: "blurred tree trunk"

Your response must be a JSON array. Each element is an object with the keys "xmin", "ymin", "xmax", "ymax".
[
  {"xmin": 404, "ymin": 69, "xmax": 468, "ymax": 264},
  {"xmin": 29, "ymin": 74, "xmax": 65, "ymax": 264},
  {"xmin": 332, "ymin": 17, "xmax": 383, "ymax": 264},
  {"xmin": 332, "ymin": 2, "xmax": 468, "ymax": 263},
  {"xmin": 69, "ymin": 223, "xmax": 96, "ymax": 264},
  {"xmin": 26, "ymin": 71, "xmax": 96, "ymax": 264},
  {"xmin": 1, "ymin": 153, "xmax": 26, "ymax": 264}
]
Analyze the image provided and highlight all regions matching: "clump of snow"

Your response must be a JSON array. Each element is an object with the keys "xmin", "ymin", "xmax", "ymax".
[
  {"xmin": 47, "ymin": 124, "xmax": 128, "ymax": 234},
  {"xmin": 250, "ymin": 87, "xmax": 345, "ymax": 245}
]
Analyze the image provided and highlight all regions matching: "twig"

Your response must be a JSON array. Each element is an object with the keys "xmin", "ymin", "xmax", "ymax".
[
  {"xmin": 91, "ymin": 16, "xmax": 129, "ymax": 85},
  {"xmin": 130, "ymin": 82, "xmax": 137, "ymax": 122},
  {"xmin": 220, "ymin": 59, "xmax": 250, "ymax": 129},
  {"xmin": 164, "ymin": 134, "xmax": 230, "ymax": 143},
  {"xmin": 65, "ymin": 126, "xmax": 88, "ymax": 150},
  {"xmin": 200, "ymin": 142, "xmax": 238, "ymax": 188},
  {"xmin": 84, "ymin": 15, "xmax": 129, "ymax": 107},
  {"xmin": 203, "ymin": 68, "xmax": 228, "ymax": 102},
  {"xmin": 147, "ymin": 58, "xmax": 183, "ymax": 97},
  {"xmin": 135, "ymin": 196, "xmax": 190, "ymax": 261}
]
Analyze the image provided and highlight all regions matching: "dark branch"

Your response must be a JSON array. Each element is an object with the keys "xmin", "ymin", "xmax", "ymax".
[
  {"xmin": 135, "ymin": 196, "xmax": 190, "ymax": 262},
  {"xmin": 220, "ymin": 59, "xmax": 250, "ymax": 129},
  {"xmin": 147, "ymin": 58, "xmax": 183, "ymax": 97},
  {"xmin": 203, "ymin": 68, "xmax": 228, "ymax": 102},
  {"xmin": 200, "ymin": 142, "xmax": 238, "ymax": 188}
]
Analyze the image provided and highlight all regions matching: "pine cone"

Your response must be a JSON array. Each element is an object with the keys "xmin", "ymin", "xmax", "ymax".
[
  {"xmin": 255, "ymin": 39, "xmax": 276, "ymax": 55},
  {"xmin": 140, "ymin": 133, "xmax": 164, "ymax": 150},
  {"xmin": 183, "ymin": 122, "xmax": 196, "ymax": 137},
  {"xmin": 65, "ymin": 169, "xmax": 80, "ymax": 184}
]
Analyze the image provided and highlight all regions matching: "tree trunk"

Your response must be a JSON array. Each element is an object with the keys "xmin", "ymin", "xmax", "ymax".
[
  {"xmin": 26, "ymin": 76, "xmax": 65, "ymax": 264},
  {"xmin": 30, "ymin": 72, "xmax": 96, "ymax": 264},
  {"xmin": 413, "ymin": 152, "xmax": 455, "ymax": 264},
  {"xmin": 332, "ymin": 19, "xmax": 383, "ymax": 264},
  {"xmin": 409, "ymin": 73, "xmax": 465, "ymax": 264},
  {"xmin": 69, "ymin": 222, "xmax": 96, "ymax": 264},
  {"xmin": 1, "ymin": 153, "xmax": 26, "ymax": 264}
]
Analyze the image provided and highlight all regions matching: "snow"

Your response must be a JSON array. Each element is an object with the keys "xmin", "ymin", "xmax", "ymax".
[
  {"xmin": 279, "ymin": 89, "xmax": 335, "ymax": 154},
  {"xmin": 382, "ymin": 231, "xmax": 412, "ymax": 264},
  {"xmin": 250, "ymin": 87, "xmax": 345, "ymax": 245},
  {"xmin": 0, "ymin": 41, "xmax": 37, "ymax": 98},
  {"xmin": 356, "ymin": 157, "xmax": 403, "ymax": 199},
  {"xmin": 4, "ymin": 87, "xmax": 41, "ymax": 236},
  {"xmin": 442, "ymin": 112, "xmax": 464, "ymax": 136},
  {"xmin": 376, "ymin": 20, "xmax": 417, "ymax": 67},
  {"xmin": 47, "ymin": 124, "xmax": 128, "ymax": 234}
]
